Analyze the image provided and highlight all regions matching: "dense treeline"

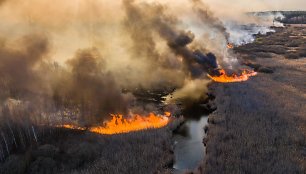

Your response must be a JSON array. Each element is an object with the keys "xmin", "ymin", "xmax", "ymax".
[
  {"xmin": 280, "ymin": 11, "xmax": 306, "ymax": 24},
  {"xmin": 248, "ymin": 11, "xmax": 306, "ymax": 24}
]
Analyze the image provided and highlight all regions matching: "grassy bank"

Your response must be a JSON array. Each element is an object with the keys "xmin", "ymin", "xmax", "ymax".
[{"xmin": 195, "ymin": 27, "xmax": 306, "ymax": 174}]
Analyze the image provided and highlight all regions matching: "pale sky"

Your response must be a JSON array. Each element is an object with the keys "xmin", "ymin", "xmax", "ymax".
[
  {"xmin": 153, "ymin": 0, "xmax": 306, "ymax": 21},
  {"xmin": 0, "ymin": 0, "xmax": 304, "ymax": 64},
  {"xmin": 204, "ymin": 0, "xmax": 306, "ymax": 11}
]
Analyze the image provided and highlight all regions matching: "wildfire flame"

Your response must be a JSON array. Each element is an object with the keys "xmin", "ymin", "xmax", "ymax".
[
  {"xmin": 61, "ymin": 124, "xmax": 86, "ymax": 130},
  {"xmin": 59, "ymin": 112, "xmax": 171, "ymax": 135},
  {"xmin": 227, "ymin": 43, "xmax": 234, "ymax": 49},
  {"xmin": 208, "ymin": 69, "xmax": 257, "ymax": 83}
]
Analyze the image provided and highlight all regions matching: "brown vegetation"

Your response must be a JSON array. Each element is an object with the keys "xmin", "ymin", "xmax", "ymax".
[
  {"xmin": 195, "ymin": 28, "xmax": 306, "ymax": 174},
  {"xmin": 235, "ymin": 26, "xmax": 306, "ymax": 60},
  {"xmin": 0, "ymin": 118, "xmax": 184, "ymax": 174}
]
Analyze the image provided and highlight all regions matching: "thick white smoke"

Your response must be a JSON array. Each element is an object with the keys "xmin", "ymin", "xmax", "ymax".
[
  {"xmin": 222, "ymin": 12, "xmax": 285, "ymax": 46},
  {"xmin": 0, "ymin": 0, "xmax": 292, "ymax": 120},
  {"xmin": 225, "ymin": 22, "xmax": 275, "ymax": 46}
]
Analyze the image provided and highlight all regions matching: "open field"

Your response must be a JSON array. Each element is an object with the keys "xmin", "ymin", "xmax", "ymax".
[
  {"xmin": 196, "ymin": 26, "xmax": 306, "ymax": 174},
  {"xmin": 234, "ymin": 26, "xmax": 306, "ymax": 60}
]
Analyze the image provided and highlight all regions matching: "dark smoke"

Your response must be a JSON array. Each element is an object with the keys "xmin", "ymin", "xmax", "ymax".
[
  {"xmin": 0, "ymin": 35, "xmax": 134, "ymax": 159},
  {"xmin": 122, "ymin": 0, "xmax": 186, "ymax": 89},
  {"xmin": 54, "ymin": 48, "xmax": 132, "ymax": 126},
  {"xmin": 123, "ymin": 0, "xmax": 160, "ymax": 61},
  {"xmin": 0, "ymin": 0, "xmax": 224, "ymax": 125},
  {"xmin": 192, "ymin": 0, "xmax": 230, "ymax": 41},
  {"xmin": 123, "ymin": 0, "xmax": 218, "ymax": 78},
  {"xmin": 0, "ymin": 0, "xmax": 223, "ymax": 127},
  {"xmin": 0, "ymin": 33, "xmax": 50, "ymax": 101},
  {"xmin": 0, "ymin": 34, "xmax": 132, "ymax": 127}
]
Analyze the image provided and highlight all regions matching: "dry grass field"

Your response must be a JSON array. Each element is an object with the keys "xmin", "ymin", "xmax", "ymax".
[
  {"xmin": 195, "ymin": 26, "xmax": 306, "ymax": 174},
  {"xmin": 0, "ymin": 124, "xmax": 179, "ymax": 174},
  {"xmin": 1, "ymin": 24, "xmax": 305, "ymax": 174},
  {"xmin": 235, "ymin": 26, "xmax": 306, "ymax": 59}
]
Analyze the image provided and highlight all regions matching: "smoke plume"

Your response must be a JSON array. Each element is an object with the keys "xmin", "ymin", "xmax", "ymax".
[
  {"xmin": 125, "ymin": 0, "xmax": 218, "ymax": 76},
  {"xmin": 165, "ymin": 79, "xmax": 210, "ymax": 105},
  {"xmin": 192, "ymin": 0, "xmax": 229, "ymax": 40},
  {"xmin": 0, "ymin": 0, "xmax": 287, "ymax": 126},
  {"xmin": 54, "ymin": 48, "xmax": 133, "ymax": 126},
  {"xmin": 0, "ymin": 33, "xmax": 50, "ymax": 101}
]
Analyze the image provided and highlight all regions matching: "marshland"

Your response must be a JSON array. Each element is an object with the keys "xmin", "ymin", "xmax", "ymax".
[{"xmin": 0, "ymin": 0, "xmax": 305, "ymax": 174}]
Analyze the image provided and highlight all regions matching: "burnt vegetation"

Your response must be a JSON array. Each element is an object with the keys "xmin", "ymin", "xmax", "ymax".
[{"xmin": 234, "ymin": 26, "xmax": 306, "ymax": 60}]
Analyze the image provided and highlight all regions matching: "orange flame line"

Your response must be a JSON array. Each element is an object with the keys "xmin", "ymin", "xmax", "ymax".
[
  {"xmin": 208, "ymin": 69, "xmax": 257, "ymax": 83},
  {"xmin": 58, "ymin": 112, "xmax": 171, "ymax": 135}
]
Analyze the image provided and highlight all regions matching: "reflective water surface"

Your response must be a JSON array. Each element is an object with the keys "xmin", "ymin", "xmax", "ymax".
[{"xmin": 173, "ymin": 116, "xmax": 208, "ymax": 173}]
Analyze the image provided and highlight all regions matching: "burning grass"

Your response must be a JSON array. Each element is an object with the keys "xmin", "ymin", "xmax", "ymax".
[
  {"xmin": 0, "ymin": 86, "xmax": 181, "ymax": 174},
  {"xmin": 0, "ymin": 115, "xmax": 183, "ymax": 174},
  {"xmin": 208, "ymin": 69, "xmax": 257, "ymax": 83},
  {"xmin": 200, "ymin": 79, "xmax": 306, "ymax": 173},
  {"xmin": 60, "ymin": 112, "xmax": 171, "ymax": 135},
  {"xmin": 90, "ymin": 112, "xmax": 171, "ymax": 134},
  {"xmin": 196, "ymin": 36, "xmax": 306, "ymax": 174}
]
